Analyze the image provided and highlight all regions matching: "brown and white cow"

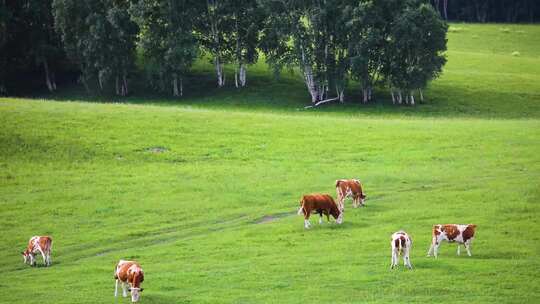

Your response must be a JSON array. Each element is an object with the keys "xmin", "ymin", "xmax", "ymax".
[
  {"xmin": 427, "ymin": 224, "xmax": 477, "ymax": 257},
  {"xmin": 335, "ymin": 179, "xmax": 366, "ymax": 210},
  {"xmin": 21, "ymin": 236, "xmax": 52, "ymax": 267},
  {"xmin": 114, "ymin": 260, "xmax": 145, "ymax": 302},
  {"xmin": 391, "ymin": 231, "xmax": 412, "ymax": 269},
  {"xmin": 297, "ymin": 194, "xmax": 343, "ymax": 229}
]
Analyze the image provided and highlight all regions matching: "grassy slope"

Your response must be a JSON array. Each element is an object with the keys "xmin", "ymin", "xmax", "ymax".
[
  {"xmin": 46, "ymin": 24, "xmax": 540, "ymax": 119},
  {"xmin": 0, "ymin": 24, "xmax": 539, "ymax": 303}
]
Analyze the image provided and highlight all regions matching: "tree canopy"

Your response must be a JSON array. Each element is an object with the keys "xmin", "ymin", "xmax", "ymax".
[{"xmin": 0, "ymin": 0, "xmax": 461, "ymax": 106}]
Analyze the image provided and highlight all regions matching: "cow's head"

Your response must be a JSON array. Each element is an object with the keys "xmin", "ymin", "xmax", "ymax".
[
  {"xmin": 21, "ymin": 250, "xmax": 32, "ymax": 264},
  {"xmin": 360, "ymin": 193, "xmax": 367, "ymax": 204},
  {"xmin": 128, "ymin": 287, "xmax": 144, "ymax": 302}
]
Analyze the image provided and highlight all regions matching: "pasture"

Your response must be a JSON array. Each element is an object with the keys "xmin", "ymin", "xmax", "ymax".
[{"xmin": 1, "ymin": 23, "xmax": 539, "ymax": 303}]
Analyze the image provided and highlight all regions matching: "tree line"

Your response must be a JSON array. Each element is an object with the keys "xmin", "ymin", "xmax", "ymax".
[
  {"xmin": 432, "ymin": 0, "xmax": 539, "ymax": 23},
  {"xmin": 1, "ymin": 0, "xmax": 450, "ymax": 105}
]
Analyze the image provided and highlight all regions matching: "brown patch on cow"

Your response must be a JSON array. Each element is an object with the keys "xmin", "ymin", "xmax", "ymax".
[
  {"xmin": 432, "ymin": 225, "xmax": 441, "ymax": 236},
  {"xmin": 115, "ymin": 260, "xmax": 144, "ymax": 289},
  {"xmin": 462, "ymin": 224, "xmax": 476, "ymax": 242},
  {"xmin": 300, "ymin": 194, "xmax": 341, "ymax": 220},
  {"xmin": 442, "ymin": 225, "xmax": 460, "ymax": 240},
  {"xmin": 394, "ymin": 238, "xmax": 400, "ymax": 249}
]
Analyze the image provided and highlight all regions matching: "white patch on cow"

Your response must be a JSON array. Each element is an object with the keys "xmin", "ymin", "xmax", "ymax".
[{"xmin": 304, "ymin": 219, "xmax": 311, "ymax": 229}]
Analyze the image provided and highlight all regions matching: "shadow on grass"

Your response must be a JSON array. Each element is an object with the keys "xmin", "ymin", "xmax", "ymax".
[{"xmin": 13, "ymin": 59, "xmax": 537, "ymax": 119}]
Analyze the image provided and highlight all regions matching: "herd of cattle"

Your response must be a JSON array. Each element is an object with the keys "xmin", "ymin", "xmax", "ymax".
[{"xmin": 20, "ymin": 178, "xmax": 477, "ymax": 302}]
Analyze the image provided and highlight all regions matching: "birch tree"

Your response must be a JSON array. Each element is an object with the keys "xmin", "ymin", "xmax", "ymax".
[
  {"xmin": 53, "ymin": 0, "xmax": 138, "ymax": 94},
  {"xmin": 260, "ymin": 0, "xmax": 350, "ymax": 105},
  {"xmin": 131, "ymin": 0, "xmax": 200, "ymax": 97},
  {"xmin": 384, "ymin": 2, "xmax": 447, "ymax": 105},
  {"xmin": 107, "ymin": 0, "xmax": 138, "ymax": 96},
  {"xmin": 199, "ymin": 0, "xmax": 234, "ymax": 87},
  {"xmin": 348, "ymin": 0, "xmax": 388, "ymax": 103},
  {"xmin": 226, "ymin": 0, "xmax": 265, "ymax": 88}
]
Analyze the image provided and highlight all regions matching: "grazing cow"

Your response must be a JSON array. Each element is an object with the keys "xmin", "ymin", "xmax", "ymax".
[
  {"xmin": 427, "ymin": 224, "xmax": 477, "ymax": 257},
  {"xmin": 21, "ymin": 236, "xmax": 52, "ymax": 267},
  {"xmin": 297, "ymin": 194, "xmax": 343, "ymax": 229},
  {"xmin": 335, "ymin": 179, "xmax": 366, "ymax": 210},
  {"xmin": 115, "ymin": 260, "xmax": 145, "ymax": 302},
  {"xmin": 390, "ymin": 231, "xmax": 412, "ymax": 269}
]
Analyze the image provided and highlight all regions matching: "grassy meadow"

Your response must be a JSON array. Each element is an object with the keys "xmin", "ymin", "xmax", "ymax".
[{"xmin": 1, "ymin": 23, "xmax": 539, "ymax": 303}]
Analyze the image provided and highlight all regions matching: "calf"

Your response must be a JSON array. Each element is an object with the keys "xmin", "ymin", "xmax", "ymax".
[
  {"xmin": 297, "ymin": 194, "xmax": 343, "ymax": 229},
  {"xmin": 335, "ymin": 179, "xmax": 366, "ymax": 210},
  {"xmin": 427, "ymin": 224, "xmax": 477, "ymax": 257},
  {"xmin": 115, "ymin": 260, "xmax": 145, "ymax": 302},
  {"xmin": 390, "ymin": 231, "xmax": 412, "ymax": 269},
  {"xmin": 21, "ymin": 236, "xmax": 52, "ymax": 267}
]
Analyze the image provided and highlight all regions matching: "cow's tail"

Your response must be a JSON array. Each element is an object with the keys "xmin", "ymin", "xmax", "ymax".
[
  {"xmin": 399, "ymin": 237, "xmax": 405, "ymax": 254},
  {"xmin": 297, "ymin": 198, "xmax": 305, "ymax": 215},
  {"xmin": 335, "ymin": 180, "xmax": 341, "ymax": 187}
]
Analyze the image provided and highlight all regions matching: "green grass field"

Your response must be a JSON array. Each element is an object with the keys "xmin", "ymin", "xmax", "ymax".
[{"xmin": 1, "ymin": 23, "xmax": 539, "ymax": 303}]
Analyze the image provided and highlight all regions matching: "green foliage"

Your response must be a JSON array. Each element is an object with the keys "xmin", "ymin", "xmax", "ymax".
[
  {"xmin": 384, "ymin": 2, "xmax": 447, "ymax": 94},
  {"xmin": 0, "ymin": 0, "xmax": 64, "ymax": 93},
  {"xmin": 130, "ymin": 0, "xmax": 201, "ymax": 96},
  {"xmin": 52, "ymin": 0, "xmax": 137, "ymax": 94}
]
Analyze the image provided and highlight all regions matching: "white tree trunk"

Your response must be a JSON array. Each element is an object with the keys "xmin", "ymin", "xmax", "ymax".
[
  {"xmin": 215, "ymin": 58, "xmax": 225, "ymax": 87},
  {"xmin": 180, "ymin": 77, "xmax": 183, "ymax": 97},
  {"xmin": 173, "ymin": 73, "xmax": 179, "ymax": 97},
  {"xmin": 419, "ymin": 89, "xmax": 424, "ymax": 102},
  {"xmin": 98, "ymin": 72, "xmax": 105, "ymax": 91},
  {"xmin": 391, "ymin": 89, "xmax": 396, "ymax": 104},
  {"xmin": 122, "ymin": 73, "xmax": 128, "ymax": 96},
  {"xmin": 303, "ymin": 65, "xmax": 320, "ymax": 103},
  {"xmin": 43, "ymin": 60, "xmax": 55, "ymax": 92},
  {"xmin": 336, "ymin": 84, "xmax": 344, "ymax": 102},
  {"xmin": 240, "ymin": 64, "xmax": 246, "ymax": 87},
  {"xmin": 398, "ymin": 90, "xmax": 403, "ymax": 104},
  {"xmin": 410, "ymin": 92, "xmax": 415, "ymax": 105}
]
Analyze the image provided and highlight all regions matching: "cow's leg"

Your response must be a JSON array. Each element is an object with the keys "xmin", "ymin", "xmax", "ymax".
[
  {"xmin": 304, "ymin": 213, "xmax": 311, "ymax": 229},
  {"xmin": 457, "ymin": 244, "xmax": 461, "ymax": 256},
  {"xmin": 433, "ymin": 242, "xmax": 441, "ymax": 258},
  {"xmin": 404, "ymin": 247, "xmax": 412, "ymax": 269},
  {"xmin": 122, "ymin": 282, "xmax": 128, "ymax": 297},
  {"xmin": 336, "ymin": 188, "xmax": 344, "ymax": 211},
  {"xmin": 427, "ymin": 241, "xmax": 434, "ymax": 257},
  {"xmin": 318, "ymin": 212, "xmax": 323, "ymax": 224},
  {"xmin": 38, "ymin": 248, "xmax": 47, "ymax": 266},
  {"xmin": 30, "ymin": 254, "xmax": 35, "ymax": 266},
  {"xmin": 115, "ymin": 279, "xmax": 119, "ymax": 297},
  {"xmin": 464, "ymin": 241, "xmax": 472, "ymax": 256},
  {"xmin": 391, "ymin": 248, "xmax": 399, "ymax": 269}
]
